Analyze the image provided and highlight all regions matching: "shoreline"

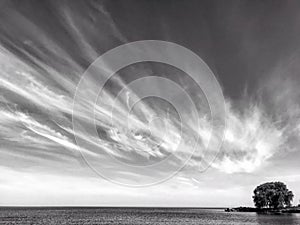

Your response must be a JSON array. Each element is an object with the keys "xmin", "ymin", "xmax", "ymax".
[{"xmin": 225, "ymin": 206, "xmax": 300, "ymax": 214}]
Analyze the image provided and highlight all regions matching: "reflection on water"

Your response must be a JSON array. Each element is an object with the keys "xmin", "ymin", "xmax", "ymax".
[{"xmin": 256, "ymin": 213, "xmax": 300, "ymax": 225}]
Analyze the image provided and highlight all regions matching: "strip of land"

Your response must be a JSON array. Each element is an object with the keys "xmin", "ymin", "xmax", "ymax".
[{"xmin": 225, "ymin": 206, "xmax": 300, "ymax": 213}]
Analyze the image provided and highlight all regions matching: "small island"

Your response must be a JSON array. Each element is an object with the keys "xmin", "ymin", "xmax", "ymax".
[{"xmin": 225, "ymin": 181, "xmax": 300, "ymax": 214}]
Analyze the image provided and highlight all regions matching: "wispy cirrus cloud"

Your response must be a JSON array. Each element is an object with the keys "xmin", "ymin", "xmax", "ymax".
[{"xmin": 0, "ymin": 1, "xmax": 299, "ymax": 193}]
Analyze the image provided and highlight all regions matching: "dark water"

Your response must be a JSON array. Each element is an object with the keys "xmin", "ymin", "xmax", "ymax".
[{"xmin": 0, "ymin": 208, "xmax": 299, "ymax": 225}]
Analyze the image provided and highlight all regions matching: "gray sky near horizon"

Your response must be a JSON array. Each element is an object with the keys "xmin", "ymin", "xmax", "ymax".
[{"xmin": 0, "ymin": 0, "xmax": 300, "ymax": 207}]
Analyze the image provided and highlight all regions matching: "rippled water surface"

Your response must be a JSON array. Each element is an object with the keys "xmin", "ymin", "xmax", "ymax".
[{"xmin": 0, "ymin": 208, "xmax": 300, "ymax": 225}]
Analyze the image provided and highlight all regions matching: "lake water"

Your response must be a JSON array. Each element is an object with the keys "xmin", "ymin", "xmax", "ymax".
[{"xmin": 0, "ymin": 208, "xmax": 299, "ymax": 225}]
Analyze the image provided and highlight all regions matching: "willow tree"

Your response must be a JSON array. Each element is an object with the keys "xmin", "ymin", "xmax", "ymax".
[{"xmin": 253, "ymin": 182, "xmax": 294, "ymax": 209}]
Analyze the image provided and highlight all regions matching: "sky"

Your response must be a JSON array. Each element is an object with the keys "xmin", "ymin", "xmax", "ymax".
[{"xmin": 0, "ymin": 0, "xmax": 300, "ymax": 207}]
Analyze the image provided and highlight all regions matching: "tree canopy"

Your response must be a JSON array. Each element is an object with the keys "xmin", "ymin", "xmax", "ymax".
[{"xmin": 253, "ymin": 182, "xmax": 294, "ymax": 209}]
